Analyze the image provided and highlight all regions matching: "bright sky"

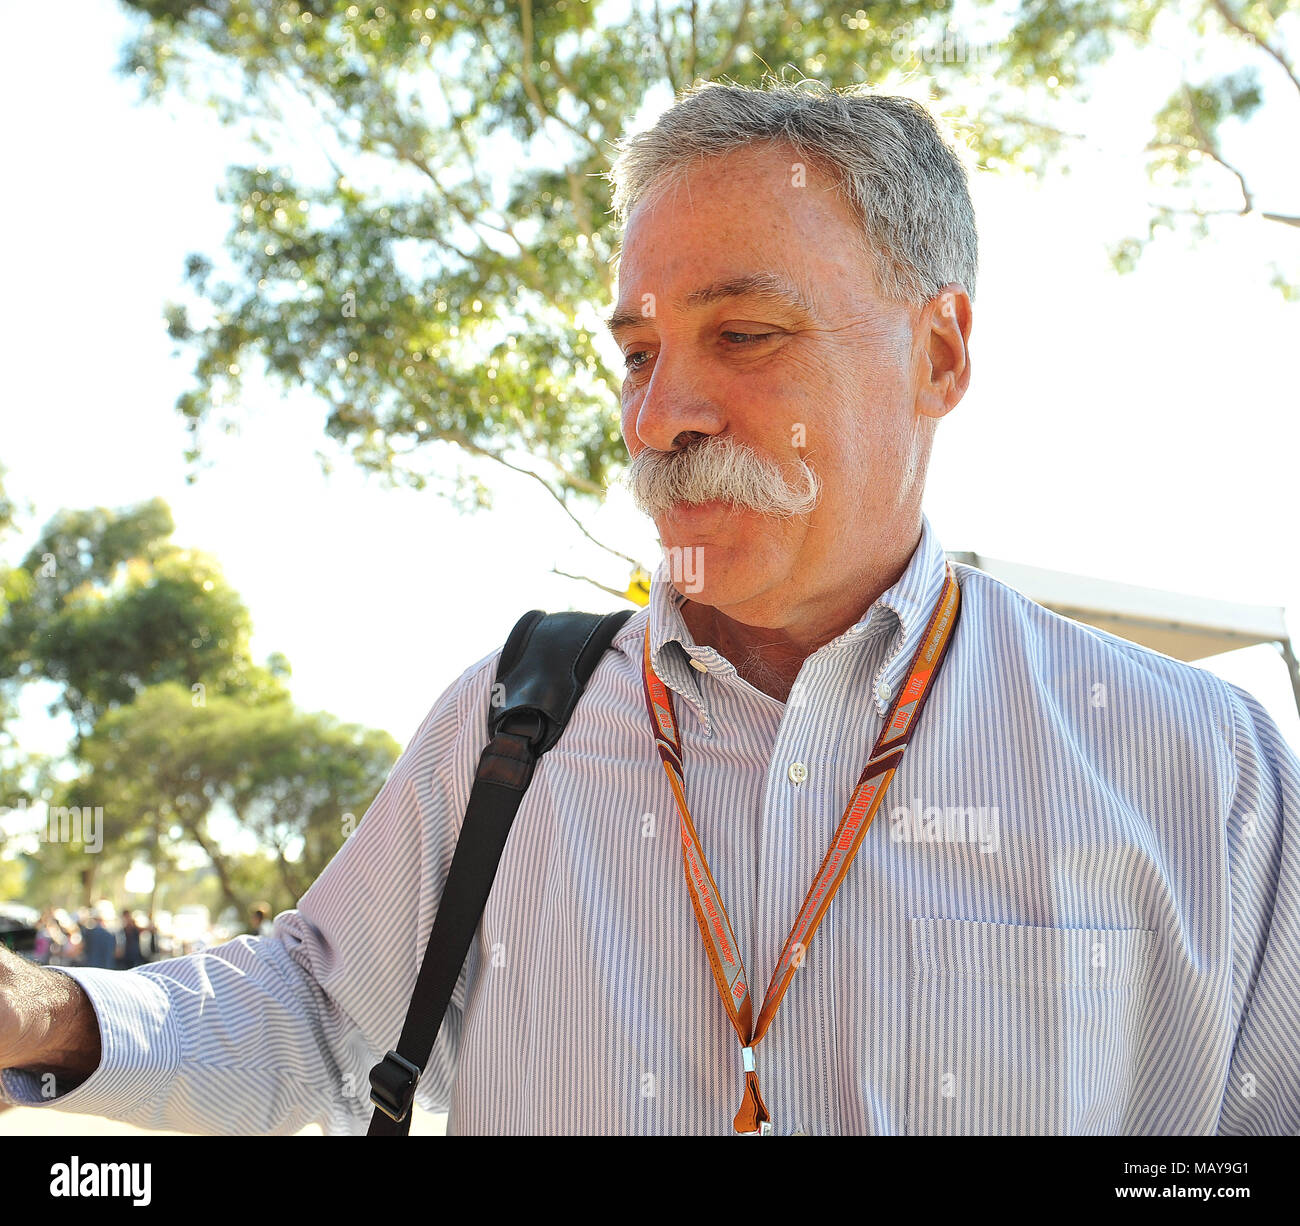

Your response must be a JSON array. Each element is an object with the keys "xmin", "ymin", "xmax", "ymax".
[{"xmin": 1, "ymin": 0, "xmax": 1297, "ymax": 808}]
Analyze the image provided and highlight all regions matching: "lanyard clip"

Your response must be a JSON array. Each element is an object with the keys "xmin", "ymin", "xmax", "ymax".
[{"xmin": 734, "ymin": 1047, "xmax": 773, "ymax": 1134}]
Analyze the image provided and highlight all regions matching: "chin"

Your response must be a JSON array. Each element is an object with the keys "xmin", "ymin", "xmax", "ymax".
[{"xmin": 664, "ymin": 556, "xmax": 767, "ymax": 611}]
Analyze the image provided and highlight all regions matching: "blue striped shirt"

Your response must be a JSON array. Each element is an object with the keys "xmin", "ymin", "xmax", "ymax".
[{"xmin": 5, "ymin": 513, "xmax": 1299, "ymax": 1134}]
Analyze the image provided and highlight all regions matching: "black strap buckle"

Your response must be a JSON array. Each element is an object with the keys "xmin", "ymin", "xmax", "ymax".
[
  {"xmin": 490, "ymin": 707, "xmax": 548, "ymax": 750},
  {"xmin": 368, "ymin": 1050, "xmax": 423, "ymax": 1123}
]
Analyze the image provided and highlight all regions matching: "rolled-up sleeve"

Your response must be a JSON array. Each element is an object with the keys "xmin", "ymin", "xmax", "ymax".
[
  {"xmin": 1, "ymin": 650, "xmax": 497, "ymax": 1135},
  {"xmin": 1215, "ymin": 683, "xmax": 1300, "ymax": 1135}
]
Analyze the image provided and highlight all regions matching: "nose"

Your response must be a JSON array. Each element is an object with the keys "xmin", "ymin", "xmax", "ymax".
[{"xmin": 625, "ymin": 344, "xmax": 727, "ymax": 453}]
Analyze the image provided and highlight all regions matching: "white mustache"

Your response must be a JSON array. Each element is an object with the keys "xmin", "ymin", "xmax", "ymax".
[{"xmin": 623, "ymin": 433, "xmax": 821, "ymax": 519}]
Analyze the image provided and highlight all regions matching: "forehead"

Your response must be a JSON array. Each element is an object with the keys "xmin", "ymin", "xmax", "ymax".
[{"xmin": 613, "ymin": 142, "xmax": 867, "ymax": 310}]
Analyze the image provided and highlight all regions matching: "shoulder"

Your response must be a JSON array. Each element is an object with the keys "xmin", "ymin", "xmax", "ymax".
[
  {"xmin": 608, "ymin": 605, "xmax": 651, "ymax": 665},
  {"xmin": 399, "ymin": 606, "xmax": 650, "ymax": 762},
  {"xmin": 949, "ymin": 560, "xmax": 1238, "ymax": 740},
  {"xmin": 399, "ymin": 644, "xmax": 503, "ymax": 759}
]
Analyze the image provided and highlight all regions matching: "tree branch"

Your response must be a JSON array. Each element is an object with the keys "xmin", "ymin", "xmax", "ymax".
[
  {"xmin": 706, "ymin": 0, "xmax": 752, "ymax": 79},
  {"xmin": 184, "ymin": 819, "xmax": 245, "ymax": 920},
  {"xmin": 518, "ymin": 0, "xmax": 607, "ymax": 157},
  {"xmin": 652, "ymin": 0, "xmax": 680, "ymax": 94},
  {"xmin": 1207, "ymin": 0, "xmax": 1300, "ymax": 100},
  {"xmin": 435, "ymin": 76, "xmax": 504, "ymax": 223},
  {"xmin": 1169, "ymin": 84, "xmax": 1255, "ymax": 213},
  {"xmin": 687, "ymin": 0, "xmax": 699, "ymax": 84},
  {"xmin": 269, "ymin": 58, "xmax": 545, "ymax": 284},
  {"xmin": 445, "ymin": 430, "xmax": 646, "ymax": 569},
  {"xmin": 551, "ymin": 567, "xmax": 636, "ymax": 602},
  {"xmin": 977, "ymin": 108, "xmax": 1088, "ymax": 144},
  {"xmin": 565, "ymin": 163, "xmax": 611, "ymax": 301},
  {"xmin": 1145, "ymin": 200, "xmax": 1300, "ymax": 230}
]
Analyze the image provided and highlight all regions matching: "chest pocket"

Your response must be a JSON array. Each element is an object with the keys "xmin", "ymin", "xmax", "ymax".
[{"xmin": 905, "ymin": 918, "xmax": 1154, "ymax": 1135}]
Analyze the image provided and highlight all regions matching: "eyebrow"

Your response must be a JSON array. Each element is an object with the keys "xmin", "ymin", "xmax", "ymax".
[{"xmin": 602, "ymin": 272, "xmax": 819, "ymax": 340}]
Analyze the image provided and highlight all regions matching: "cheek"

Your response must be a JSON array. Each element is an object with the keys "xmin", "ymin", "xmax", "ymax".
[
  {"xmin": 821, "ymin": 391, "xmax": 910, "ymax": 481},
  {"xmin": 806, "ymin": 337, "xmax": 908, "ymax": 417}
]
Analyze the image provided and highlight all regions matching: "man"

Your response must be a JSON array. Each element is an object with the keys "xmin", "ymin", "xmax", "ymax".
[
  {"xmin": 248, "ymin": 904, "xmax": 275, "ymax": 939},
  {"xmin": 79, "ymin": 903, "xmax": 118, "ymax": 972},
  {"xmin": 1, "ymin": 80, "xmax": 1297, "ymax": 1135}
]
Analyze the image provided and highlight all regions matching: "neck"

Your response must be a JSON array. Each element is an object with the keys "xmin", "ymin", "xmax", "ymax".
[{"xmin": 680, "ymin": 519, "xmax": 922, "ymax": 703}]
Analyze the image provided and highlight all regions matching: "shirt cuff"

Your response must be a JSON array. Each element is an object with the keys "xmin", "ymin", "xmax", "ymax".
[{"xmin": 0, "ymin": 965, "xmax": 179, "ymax": 1113}]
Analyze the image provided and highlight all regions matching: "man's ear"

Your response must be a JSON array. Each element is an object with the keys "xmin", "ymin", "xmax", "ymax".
[{"xmin": 917, "ymin": 284, "xmax": 972, "ymax": 421}]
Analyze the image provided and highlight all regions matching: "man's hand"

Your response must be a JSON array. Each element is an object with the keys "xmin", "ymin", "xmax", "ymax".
[{"xmin": 0, "ymin": 944, "xmax": 102, "ymax": 1095}]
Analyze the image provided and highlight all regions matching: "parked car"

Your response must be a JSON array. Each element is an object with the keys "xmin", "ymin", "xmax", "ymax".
[{"xmin": 0, "ymin": 902, "xmax": 39, "ymax": 956}]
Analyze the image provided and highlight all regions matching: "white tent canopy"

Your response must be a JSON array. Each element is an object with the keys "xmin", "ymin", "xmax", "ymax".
[{"xmin": 945, "ymin": 550, "xmax": 1300, "ymax": 719}]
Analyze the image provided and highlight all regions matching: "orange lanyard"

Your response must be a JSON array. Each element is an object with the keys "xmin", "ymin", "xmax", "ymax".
[{"xmin": 641, "ymin": 564, "xmax": 961, "ymax": 1134}]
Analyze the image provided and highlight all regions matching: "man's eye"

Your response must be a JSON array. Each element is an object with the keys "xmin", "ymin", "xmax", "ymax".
[{"xmin": 623, "ymin": 332, "xmax": 774, "ymax": 372}]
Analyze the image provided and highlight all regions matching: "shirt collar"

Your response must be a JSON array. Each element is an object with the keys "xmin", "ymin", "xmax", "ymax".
[{"xmin": 642, "ymin": 513, "xmax": 950, "ymax": 735}]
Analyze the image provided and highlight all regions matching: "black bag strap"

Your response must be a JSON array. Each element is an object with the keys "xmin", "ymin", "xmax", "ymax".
[{"xmin": 367, "ymin": 607, "xmax": 634, "ymax": 1134}]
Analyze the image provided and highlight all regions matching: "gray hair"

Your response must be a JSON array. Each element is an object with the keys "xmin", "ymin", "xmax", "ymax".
[{"xmin": 604, "ymin": 77, "xmax": 977, "ymax": 307}]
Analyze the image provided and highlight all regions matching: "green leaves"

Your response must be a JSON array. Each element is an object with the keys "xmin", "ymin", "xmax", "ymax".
[
  {"xmin": 0, "ymin": 499, "xmax": 279, "ymax": 737},
  {"xmin": 1, "ymin": 492, "xmax": 399, "ymax": 913},
  {"xmin": 64, "ymin": 683, "xmax": 398, "ymax": 911},
  {"xmin": 1149, "ymin": 70, "xmax": 1265, "ymax": 181}
]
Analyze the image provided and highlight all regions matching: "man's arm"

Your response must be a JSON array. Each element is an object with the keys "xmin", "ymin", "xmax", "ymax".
[
  {"xmin": 0, "ymin": 649, "xmax": 497, "ymax": 1134},
  {"xmin": 1215, "ymin": 682, "xmax": 1300, "ymax": 1136},
  {"xmin": 0, "ymin": 949, "xmax": 100, "ymax": 1093}
]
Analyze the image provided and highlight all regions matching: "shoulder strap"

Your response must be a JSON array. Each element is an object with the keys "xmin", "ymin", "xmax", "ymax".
[{"xmin": 367, "ymin": 606, "xmax": 634, "ymax": 1134}]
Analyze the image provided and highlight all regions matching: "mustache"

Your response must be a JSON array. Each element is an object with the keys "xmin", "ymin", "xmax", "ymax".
[{"xmin": 622, "ymin": 433, "xmax": 821, "ymax": 519}]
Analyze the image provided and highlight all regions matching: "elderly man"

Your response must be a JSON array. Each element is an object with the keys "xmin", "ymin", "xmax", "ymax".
[{"xmin": 2, "ymin": 81, "xmax": 1297, "ymax": 1137}]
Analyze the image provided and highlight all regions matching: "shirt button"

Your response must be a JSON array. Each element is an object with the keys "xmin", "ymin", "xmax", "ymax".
[
  {"xmin": 787, "ymin": 761, "xmax": 808, "ymax": 785},
  {"xmin": 689, "ymin": 658, "xmax": 708, "ymax": 672},
  {"xmin": 878, "ymin": 681, "xmax": 892, "ymax": 703}
]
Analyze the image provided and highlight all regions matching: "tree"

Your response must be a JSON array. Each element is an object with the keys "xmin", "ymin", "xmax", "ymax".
[
  {"xmin": 46, "ymin": 683, "xmax": 398, "ymax": 915},
  {"xmin": 992, "ymin": 1, "xmax": 1298, "ymax": 294},
  {"xmin": 221, "ymin": 702, "xmax": 401, "ymax": 899},
  {"xmin": 0, "ymin": 497, "xmax": 289, "ymax": 741},
  {"xmin": 0, "ymin": 466, "xmax": 43, "ymax": 860},
  {"xmin": 1, "ymin": 494, "xmax": 396, "ymax": 911}
]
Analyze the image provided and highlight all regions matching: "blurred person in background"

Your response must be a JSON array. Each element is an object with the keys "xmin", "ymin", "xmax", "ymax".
[
  {"xmin": 79, "ymin": 902, "xmax": 118, "ymax": 971},
  {"xmin": 32, "ymin": 909, "xmax": 66, "ymax": 966},
  {"xmin": 50, "ymin": 911, "xmax": 80, "ymax": 968},
  {"xmin": 120, "ymin": 910, "xmax": 144, "ymax": 970},
  {"xmin": 248, "ymin": 903, "xmax": 275, "ymax": 939}
]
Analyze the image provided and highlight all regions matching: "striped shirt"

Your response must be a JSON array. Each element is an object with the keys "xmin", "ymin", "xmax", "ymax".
[{"xmin": 5, "ymin": 513, "xmax": 1299, "ymax": 1134}]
